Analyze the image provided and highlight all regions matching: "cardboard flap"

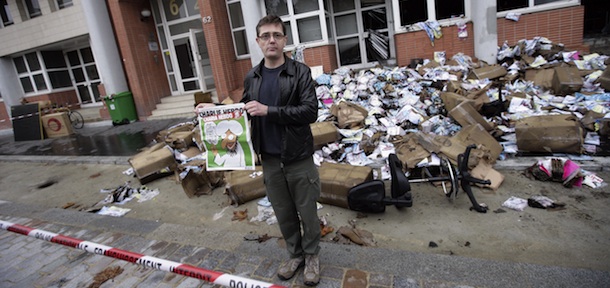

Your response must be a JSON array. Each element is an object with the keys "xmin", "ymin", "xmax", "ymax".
[
  {"xmin": 448, "ymin": 101, "xmax": 494, "ymax": 131},
  {"xmin": 330, "ymin": 101, "xmax": 368, "ymax": 129}
]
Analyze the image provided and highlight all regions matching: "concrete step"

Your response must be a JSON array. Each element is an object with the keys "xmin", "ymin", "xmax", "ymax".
[{"xmin": 148, "ymin": 91, "xmax": 218, "ymax": 121}]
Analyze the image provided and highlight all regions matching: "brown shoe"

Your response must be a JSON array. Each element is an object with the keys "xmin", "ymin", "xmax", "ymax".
[
  {"xmin": 277, "ymin": 256, "xmax": 304, "ymax": 280},
  {"xmin": 303, "ymin": 254, "xmax": 320, "ymax": 286}
]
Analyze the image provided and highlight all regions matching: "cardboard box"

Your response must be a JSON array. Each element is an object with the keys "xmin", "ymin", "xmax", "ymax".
[
  {"xmin": 448, "ymin": 101, "xmax": 494, "ymax": 131},
  {"xmin": 41, "ymin": 112, "xmax": 73, "ymax": 138},
  {"xmin": 194, "ymin": 91, "xmax": 213, "ymax": 105},
  {"xmin": 129, "ymin": 143, "xmax": 177, "ymax": 182},
  {"xmin": 524, "ymin": 68, "xmax": 554, "ymax": 90},
  {"xmin": 310, "ymin": 121, "xmax": 339, "ymax": 146},
  {"xmin": 441, "ymin": 92, "xmax": 476, "ymax": 112},
  {"xmin": 471, "ymin": 161, "xmax": 504, "ymax": 190},
  {"xmin": 467, "ymin": 65, "xmax": 507, "ymax": 80},
  {"xmin": 225, "ymin": 166, "xmax": 265, "ymax": 205},
  {"xmin": 454, "ymin": 124, "xmax": 502, "ymax": 163},
  {"xmin": 181, "ymin": 169, "xmax": 225, "ymax": 198},
  {"xmin": 552, "ymin": 66, "xmax": 583, "ymax": 96},
  {"xmin": 319, "ymin": 162, "xmax": 373, "ymax": 208},
  {"xmin": 165, "ymin": 131, "xmax": 194, "ymax": 150},
  {"xmin": 515, "ymin": 115, "xmax": 584, "ymax": 154},
  {"xmin": 597, "ymin": 66, "xmax": 610, "ymax": 91}
]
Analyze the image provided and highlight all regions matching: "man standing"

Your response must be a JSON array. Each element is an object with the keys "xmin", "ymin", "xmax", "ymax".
[{"xmin": 242, "ymin": 15, "xmax": 321, "ymax": 286}]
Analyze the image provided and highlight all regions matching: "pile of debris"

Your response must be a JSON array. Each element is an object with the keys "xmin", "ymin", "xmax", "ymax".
[{"xmin": 126, "ymin": 36, "xmax": 609, "ymax": 209}]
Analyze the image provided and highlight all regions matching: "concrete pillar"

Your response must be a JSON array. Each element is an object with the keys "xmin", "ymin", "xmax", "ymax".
[
  {"xmin": 0, "ymin": 58, "xmax": 24, "ymax": 116},
  {"xmin": 471, "ymin": 0, "xmax": 498, "ymax": 64},
  {"xmin": 80, "ymin": 0, "xmax": 128, "ymax": 95},
  {"xmin": 241, "ymin": 1, "xmax": 264, "ymax": 67}
]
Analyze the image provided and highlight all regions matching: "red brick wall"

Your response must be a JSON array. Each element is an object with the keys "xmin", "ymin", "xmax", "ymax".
[
  {"xmin": 106, "ymin": 0, "xmax": 170, "ymax": 119},
  {"xmin": 201, "ymin": 0, "xmax": 245, "ymax": 103},
  {"xmin": 395, "ymin": 6, "xmax": 584, "ymax": 67},
  {"xmin": 497, "ymin": 6, "xmax": 585, "ymax": 51},
  {"xmin": 395, "ymin": 22, "xmax": 476, "ymax": 67},
  {"xmin": 303, "ymin": 45, "xmax": 338, "ymax": 74}
]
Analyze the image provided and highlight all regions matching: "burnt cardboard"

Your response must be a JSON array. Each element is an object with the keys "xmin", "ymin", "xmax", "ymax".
[
  {"xmin": 310, "ymin": 121, "xmax": 339, "ymax": 146},
  {"xmin": 225, "ymin": 166, "xmax": 265, "ymax": 205},
  {"xmin": 41, "ymin": 112, "xmax": 73, "ymax": 138},
  {"xmin": 448, "ymin": 101, "xmax": 494, "ymax": 131},
  {"xmin": 467, "ymin": 65, "xmax": 507, "ymax": 80},
  {"xmin": 156, "ymin": 123, "xmax": 194, "ymax": 143},
  {"xmin": 319, "ymin": 162, "xmax": 373, "ymax": 208},
  {"xmin": 515, "ymin": 114, "xmax": 584, "ymax": 154},
  {"xmin": 552, "ymin": 66, "xmax": 583, "ymax": 95},
  {"xmin": 129, "ymin": 143, "xmax": 177, "ymax": 181}
]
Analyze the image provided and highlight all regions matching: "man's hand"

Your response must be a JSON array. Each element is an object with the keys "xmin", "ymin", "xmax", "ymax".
[{"xmin": 244, "ymin": 101, "xmax": 268, "ymax": 116}]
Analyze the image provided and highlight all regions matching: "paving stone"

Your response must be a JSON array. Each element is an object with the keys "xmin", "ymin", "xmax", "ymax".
[
  {"xmin": 253, "ymin": 257, "xmax": 279, "ymax": 279},
  {"xmin": 320, "ymin": 265, "xmax": 344, "ymax": 279},
  {"xmin": 370, "ymin": 272, "xmax": 393, "ymax": 286},
  {"xmin": 343, "ymin": 269, "xmax": 368, "ymax": 288},
  {"xmin": 394, "ymin": 276, "xmax": 420, "ymax": 288}
]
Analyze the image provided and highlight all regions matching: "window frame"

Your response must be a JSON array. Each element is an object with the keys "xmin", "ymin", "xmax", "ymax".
[
  {"xmin": 1, "ymin": 0, "xmax": 13, "ymax": 28},
  {"xmin": 261, "ymin": 0, "xmax": 330, "ymax": 51},
  {"xmin": 226, "ymin": 0, "xmax": 250, "ymax": 59},
  {"xmin": 495, "ymin": 0, "xmax": 580, "ymax": 17},
  {"xmin": 392, "ymin": 0, "xmax": 471, "ymax": 33},
  {"xmin": 23, "ymin": 0, "xmax": 41, "ymax": 19},
  {"xmin": 56, "ymin": 0, "xmax": 73, "ymax": 10}
]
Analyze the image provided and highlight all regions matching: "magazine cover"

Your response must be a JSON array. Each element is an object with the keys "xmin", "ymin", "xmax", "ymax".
[{"xmin": 197, "ymin": 103, "xmax": 255, "ymax": 171}]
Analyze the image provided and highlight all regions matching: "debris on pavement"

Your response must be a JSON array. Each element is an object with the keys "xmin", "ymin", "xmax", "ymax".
[
  {"xmin": 232, "ymin": 209, "xmax": 248, "ymax": 221},
  {"xmin": 96, "ymin": 206, "xmax": 131, "ymax": 217},
  {"xmin": 527, "ymin": 195, "xmax": 566, "ymax": 210},
  {"xmin": 122, "ymin": 35, "xmax": 610, "ymax": 218},
  {"xmin": 88, "ymin": 265, "xmax": 124, "ymax": 288},
  {"xmin": 502, "ymin": 196, "xmax": 528, "ymax": 211}
]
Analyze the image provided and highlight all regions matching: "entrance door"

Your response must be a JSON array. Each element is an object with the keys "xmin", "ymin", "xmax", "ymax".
[
  {"xmin": 172, "ymin": 36, "xmax": 199, "ymax": 92},
  {"xmin": 171, "ymin": 30, "xmax": 215, "ymax": 93},
  {"xmin": 333, "ymin": 0, "xmax": 393, "ymax": 67},
  {"xmin": 189, "ymin": 29, "xmax": 215, "ymax": 90}
]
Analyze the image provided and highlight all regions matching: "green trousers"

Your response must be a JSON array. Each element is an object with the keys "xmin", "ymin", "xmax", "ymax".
[{"xmin": 261, "ymin": 155, "xmax": 321, "ymax": 257}]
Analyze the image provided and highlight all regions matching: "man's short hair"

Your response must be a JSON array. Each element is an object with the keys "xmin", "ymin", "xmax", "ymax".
[{"xmin": 256, "ymin": 15, "xmax": 285, "ymax": 36}]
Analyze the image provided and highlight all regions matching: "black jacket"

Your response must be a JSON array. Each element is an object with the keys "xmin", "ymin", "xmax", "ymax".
[{"xmin": 241, "ymin": 57, "xmax": 317, "ymax": 164}]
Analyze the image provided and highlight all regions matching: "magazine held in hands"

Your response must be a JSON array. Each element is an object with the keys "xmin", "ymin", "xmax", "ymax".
[{"xmin": 197, "ymin": 103, "xmax": 255, "ymax": 171}]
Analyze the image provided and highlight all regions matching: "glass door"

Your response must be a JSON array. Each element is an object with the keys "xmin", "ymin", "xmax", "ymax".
[
  {"xmin": 172, "ymin": 36, "xmax": 200, "ymax": 92},
  {"xmin": 189, "ymin": 29, "xmax": 215, "ymax": 91},
  {"xmin": 65, "ymin": 47, "xmax": 102, "ymax": 106}
]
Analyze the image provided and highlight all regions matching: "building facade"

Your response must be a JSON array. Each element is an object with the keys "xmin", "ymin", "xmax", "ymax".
[{"xmin": 0, "ymin": 0, "xmax": 587, "ymax": 130}]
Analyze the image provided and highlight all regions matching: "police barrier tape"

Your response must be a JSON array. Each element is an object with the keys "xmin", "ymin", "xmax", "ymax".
[{"xmin": 0, "ymin": 220, "xmax": 286, "ymax": 288}]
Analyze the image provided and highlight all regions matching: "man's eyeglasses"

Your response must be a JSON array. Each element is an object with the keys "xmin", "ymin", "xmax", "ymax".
[{"xmin": 258, "ymin": 32, "xmax": 286, "ymax": 41}]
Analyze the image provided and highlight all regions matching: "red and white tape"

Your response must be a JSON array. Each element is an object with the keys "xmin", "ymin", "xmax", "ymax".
[{"xmin": 0, "ymin": 220, "xmax": 286, "ymax": 288}]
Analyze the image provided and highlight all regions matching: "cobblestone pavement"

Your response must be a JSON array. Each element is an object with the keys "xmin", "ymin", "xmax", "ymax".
[{"xmin": 1, "ymin": 207, "xmax": 610, "ymax": 288}]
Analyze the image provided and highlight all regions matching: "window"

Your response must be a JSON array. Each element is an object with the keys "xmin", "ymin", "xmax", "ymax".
[
  {"xmin": 14, "ymin": 53, "xmax": 47, "ymax": 94},
  {"xmin": 397, "ymin": 0, "xmax": 465, "ymax": 27},
  {"xmin": 163, "ymin": 0, "xmax": 199, "ymax": 22},
  {"xmin": 497, "ymin": 0, "xmax": 572, "ymax": 12},
  {"xmin": 1, "ymin": 0, "xmax": 13, "ymax": 27},
  {"xmin": 42, "ymin": 51, "xmax": 72, "ymax": 89},
  {"xmin": 56, "ymin": 0, "xmax": 72, "ymax": 9},
  {"xmin": 24, "ymin": 0, "xmax": 41, "ymax": 18},
  {"xmin": 264, "ymin": 0, "xmax": 326, "ymax": 46},
  {"xmin": 226, "ymin": 0, "xmax": 249, "ymax": 57}
]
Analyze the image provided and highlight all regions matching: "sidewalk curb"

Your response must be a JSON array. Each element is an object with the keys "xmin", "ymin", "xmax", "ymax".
[{"xmin": 1, "ymin": 155, "xmax": 608, "ymax": 171}]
